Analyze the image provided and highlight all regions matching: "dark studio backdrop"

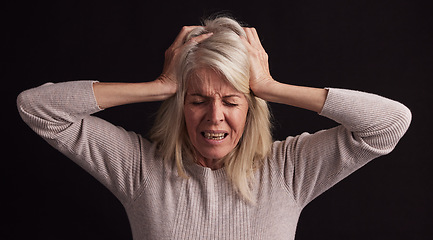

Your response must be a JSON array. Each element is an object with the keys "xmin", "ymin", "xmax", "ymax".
[{"xmin": 5, "ymin": 0, "xmax": 433, "ymax": 239}]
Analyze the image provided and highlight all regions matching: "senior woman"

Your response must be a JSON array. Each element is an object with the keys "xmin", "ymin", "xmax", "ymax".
[{"xmin": 17, "ymin": 17, "xmax": 411, "ymax": 239}]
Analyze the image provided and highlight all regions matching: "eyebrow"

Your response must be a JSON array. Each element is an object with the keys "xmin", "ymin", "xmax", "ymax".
[{"xmin": 188, "ymin": 93, "xmax": 243, "ymax": 98}]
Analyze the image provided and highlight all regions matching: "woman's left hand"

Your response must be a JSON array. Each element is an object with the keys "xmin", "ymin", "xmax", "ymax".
[
  {"xmin": 241, "ymin": 28, "xmax": 276, "ymax": 96},
  {"xmin": 241, "ymin": 28, "xmax": 328, "ymax": 112}
]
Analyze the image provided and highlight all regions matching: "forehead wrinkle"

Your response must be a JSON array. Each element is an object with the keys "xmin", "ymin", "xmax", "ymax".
[{"xmin": 186, "ymin": 68, "xmax": 240, "ymax": 98}]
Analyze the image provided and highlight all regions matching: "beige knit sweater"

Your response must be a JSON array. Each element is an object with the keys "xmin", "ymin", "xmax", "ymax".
[{"xmin": 17, "ymin": 81, "xmax": 411, "ymax": 239}]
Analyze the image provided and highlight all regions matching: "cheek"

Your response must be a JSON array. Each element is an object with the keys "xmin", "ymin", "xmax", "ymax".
[
  {"xmin": 227, "ymin": 108, "xmax": 248, "ymax": 135},
  {"xmin": 184, "ymin": 107, "xmax": 201, "ymax": 136}
]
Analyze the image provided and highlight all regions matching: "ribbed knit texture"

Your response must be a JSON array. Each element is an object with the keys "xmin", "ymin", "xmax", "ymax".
[{"xmin": 17, "ymin": 81, "xmax": 411, "ymax": 240}]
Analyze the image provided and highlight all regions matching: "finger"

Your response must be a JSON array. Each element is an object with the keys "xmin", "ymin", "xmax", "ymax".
[
  {"xmin": 244, "ymin": 27, "xmax": 255, "ymax": 44},
  {"xmin": 240, "ymin": 35, "xmax": 251, "ymax": 48},
  {"xmin": 188, "ymin": 32, "xmax": 213, "ymax": 44},
  {"xmin": 240, "ymin": 35, "xmax": 257, "ymax": 54},
  {"xmin": 244, "ymin": 27, "xmax": 263, "ymax": 49},
  {"xmin": 171, "ymin": 26, "xmax": 200, "ymax": 48},
  {"xmin": 251, "ymin": 28, "xmax": 262, "ymax": 46}
]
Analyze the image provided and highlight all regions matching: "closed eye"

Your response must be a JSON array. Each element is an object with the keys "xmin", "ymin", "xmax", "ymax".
[
  {"xmin": 192, "ymin": 101, "xmax": 205, "ymax": 105},
  {"xmin": 224, "ymin": 101, "xmax": 238, "ymax": 107}
]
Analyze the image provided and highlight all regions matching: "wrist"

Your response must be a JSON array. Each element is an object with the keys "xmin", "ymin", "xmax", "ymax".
[
  {"xmin": 250, "ymin": 77, "xmax": 279, "ymax": 100},
  {"xmin": 154, "ymin": 75, "xmax": 177, "ymax": 99}
]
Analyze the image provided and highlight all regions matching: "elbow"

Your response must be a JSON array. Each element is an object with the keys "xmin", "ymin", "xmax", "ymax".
[
  {"xmin": 371, "ymin": 102, "xmax": 412, "ymax": 155},
  {"xmin": 356, "ymin": 101, "xmax": 412, "ymax": 157},
  {"xmin": 391, "ymin": 102, "xmax": 412, "ymax": 139},
  {"xmin": 16, "ymin": 89, "xmax": 31, "ymax": 117},
  {"xmin": 16, "ymin": 89, "xmax": 39, "ymax": 128},
  {"xmin": 17, "ymin": 82, "xmax": 54, "ymax": 118}
]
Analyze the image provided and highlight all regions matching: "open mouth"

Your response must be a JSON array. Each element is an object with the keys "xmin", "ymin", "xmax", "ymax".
[{"xmin": 201, "ymin": 132, "xmax": 228, "ymax": 140}]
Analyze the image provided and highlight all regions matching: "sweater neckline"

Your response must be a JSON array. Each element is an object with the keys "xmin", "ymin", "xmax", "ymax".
[{"xmin": 183, "ymin": 157, "xmax": 227, "ymax": 179}]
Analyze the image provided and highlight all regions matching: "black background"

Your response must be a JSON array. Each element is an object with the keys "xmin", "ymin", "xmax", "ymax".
[{"xmin": 5, "ymin": 0, "xmax": 433, "ymax": 239}]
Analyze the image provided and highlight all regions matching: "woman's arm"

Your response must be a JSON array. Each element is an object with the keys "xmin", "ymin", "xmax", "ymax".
[
  {"xmin": 92, "ymin": 80, "xmax": 175, "ymax": 109},
  {"xmin": 17, "ymin": 81, "xmax": 145, "ymax": 204},
  {"xmin": 276, "ymin": 88, "xmax": 411, "ymax": 206},
  {"xmin": 252, "ymin": 81, "xmax": 328, "ymax": 113}
]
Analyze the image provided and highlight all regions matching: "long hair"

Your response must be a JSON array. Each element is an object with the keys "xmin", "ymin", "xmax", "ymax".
[{"xmin": 150, "ymin": 16, "xmax": 273, "ymax": 203}]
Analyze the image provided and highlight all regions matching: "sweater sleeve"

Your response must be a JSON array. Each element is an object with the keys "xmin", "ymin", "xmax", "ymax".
[
  {"xmin": 273, "ymin": 88, "xmax": 412, "ymax": 207},
  {"xmin": 17, "ymin": 81, "xmax": 151, "ymax": 205}
]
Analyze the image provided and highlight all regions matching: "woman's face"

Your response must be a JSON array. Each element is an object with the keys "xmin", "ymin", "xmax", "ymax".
[{"xmin": 184, "ymin": 68, "xmax": 249, "ymax": 165}]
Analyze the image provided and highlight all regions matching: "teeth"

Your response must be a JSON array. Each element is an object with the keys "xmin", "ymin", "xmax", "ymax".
[{"xmin": 204, "ymin": 132, "xmax": 226, "ymax": 140}]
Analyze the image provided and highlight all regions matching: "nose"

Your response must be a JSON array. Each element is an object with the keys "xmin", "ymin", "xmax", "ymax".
[{"xmin": 206, "ymin": 101, "xmax": 224, "ymax": 124}]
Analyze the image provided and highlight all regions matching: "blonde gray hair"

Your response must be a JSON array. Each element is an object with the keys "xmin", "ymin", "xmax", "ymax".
[{"xmin": 151, "ymin": 17, "xmax": 273, "ymax": 202}]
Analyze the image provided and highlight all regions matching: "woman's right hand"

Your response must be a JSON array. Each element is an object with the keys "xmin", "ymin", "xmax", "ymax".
[
  {"xmin": 157, "ymin": 26, "xmax": 213, "ymax": 96},
  {"xmin": 93, "ymin": 26, "xmax": 213, "ymax": 109}
]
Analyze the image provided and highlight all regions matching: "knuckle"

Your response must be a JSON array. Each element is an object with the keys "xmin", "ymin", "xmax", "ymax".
[
  {"xmin": 172, "ymin": 48, "xmax": 181, "ymax": 55},
  {"xmin": 182, "ymin": 26, "xmax": 194, "ymax": 32}
]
